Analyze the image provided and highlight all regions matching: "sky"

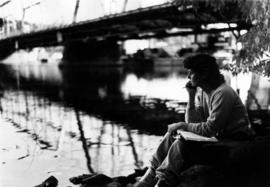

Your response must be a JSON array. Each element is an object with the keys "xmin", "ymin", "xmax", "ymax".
[{"xmin": 0, "ymin": 0, "xmax": 170, "ymax": 25}]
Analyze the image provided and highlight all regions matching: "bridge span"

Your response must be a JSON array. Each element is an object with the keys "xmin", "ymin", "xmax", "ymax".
[{"xmin": 0, "ymin": 1, "xmax": 251, "ymax": 60}]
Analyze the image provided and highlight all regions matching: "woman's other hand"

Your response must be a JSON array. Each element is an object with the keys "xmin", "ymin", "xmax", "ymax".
[{"xmin": 167, "ymin": 122, "xmax": 188, "ymax": 135}]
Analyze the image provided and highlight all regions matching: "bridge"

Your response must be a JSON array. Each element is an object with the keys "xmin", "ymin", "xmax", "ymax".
[{"xmin": 0, "ymin": 0, "xmax": 251, "ymax": 60}]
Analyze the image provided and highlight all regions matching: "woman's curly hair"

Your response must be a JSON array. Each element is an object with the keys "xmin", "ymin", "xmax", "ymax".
[{"xmin": 183, "ymin": 53, "xmax": 225, "ymax": 89}]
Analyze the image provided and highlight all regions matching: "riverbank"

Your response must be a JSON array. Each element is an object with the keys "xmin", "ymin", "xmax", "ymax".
[{"xmin": 1, "ymin": 108, "xmax": 270, "ymax": 187}]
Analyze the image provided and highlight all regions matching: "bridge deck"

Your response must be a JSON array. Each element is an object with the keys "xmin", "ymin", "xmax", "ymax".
[{"xmin": 0, "ymin": 2, "xmax": 251, "ymax": 50}]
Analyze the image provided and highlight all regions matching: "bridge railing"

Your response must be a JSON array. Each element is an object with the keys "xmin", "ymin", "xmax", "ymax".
[{"xmin": 0, "ymin": 0, "xmax": 173, "ymax": 40}]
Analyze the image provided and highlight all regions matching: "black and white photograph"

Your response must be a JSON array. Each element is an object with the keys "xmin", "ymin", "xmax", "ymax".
[{"xmin": 0, "ymin": 0, "xmax": 270, "ymax": 186}]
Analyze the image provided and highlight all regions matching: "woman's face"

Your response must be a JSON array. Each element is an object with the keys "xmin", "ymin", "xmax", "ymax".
[{"xmin": 187, "ymin": 69, "xmax": 201, "ymax": 87}]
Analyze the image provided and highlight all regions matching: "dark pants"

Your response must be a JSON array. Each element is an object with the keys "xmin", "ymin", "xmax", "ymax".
[{"xmin": 150, "ymin": 133, "xmax": 266, "ymax": 186}]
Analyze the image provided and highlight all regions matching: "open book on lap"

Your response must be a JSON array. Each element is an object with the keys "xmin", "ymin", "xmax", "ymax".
[{"xmin": 175, "ymin": 130, "xmax": 218, "ymax": 142}]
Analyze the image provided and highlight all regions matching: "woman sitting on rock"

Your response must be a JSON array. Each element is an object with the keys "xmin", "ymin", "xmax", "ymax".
[{"xmin": 135, "ymin": 54, "xmax": 255, "ymax": 187}]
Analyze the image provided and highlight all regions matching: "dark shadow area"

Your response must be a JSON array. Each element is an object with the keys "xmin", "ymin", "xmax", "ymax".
[
  {"xmin": 0, "ymin": 63, "xmax": 185, "ymax": 135},
  {"xmin": 60, "ymin": 65, "xmax": 184, "ymax": 135}
]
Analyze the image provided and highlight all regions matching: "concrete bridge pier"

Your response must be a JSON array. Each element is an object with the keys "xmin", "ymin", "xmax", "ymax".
[{"xmin": 62, "ymin": 38, "xmax": 122, "ymax": 66}]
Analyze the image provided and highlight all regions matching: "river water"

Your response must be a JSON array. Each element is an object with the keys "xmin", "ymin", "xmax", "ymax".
[{"xmin": 0, "ymin": 57, "xmax": 269, "ymax": 187}]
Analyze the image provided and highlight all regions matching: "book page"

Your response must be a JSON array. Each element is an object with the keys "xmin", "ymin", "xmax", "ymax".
[{"xmin": 176, "ymin": 130, "xmax": 218, "ymax": 142}]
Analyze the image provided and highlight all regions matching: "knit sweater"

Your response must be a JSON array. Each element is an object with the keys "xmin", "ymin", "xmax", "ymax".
[{"xmin": 185, "ymin": 83, "xmax": 254, "ymax": 139}]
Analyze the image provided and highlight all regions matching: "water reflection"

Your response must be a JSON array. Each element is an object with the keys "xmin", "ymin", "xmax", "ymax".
[
  {"xmin": 74, "ymin": 109, "xmax": 94, "ymax": 173},
  {"xmin": 58, "ymin": 66, "xmax": 185, "ymax": 134},
  {"xmin": 121, "ymin": 73, "xmax": 189, "ymax": 101},
  {"xmin": 0, "ymin": 89, "xmax": 161, "ymax": 186},
  {"xmin": 0, "ymin": 60, "xmax": 270, "ymax": 186}
]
